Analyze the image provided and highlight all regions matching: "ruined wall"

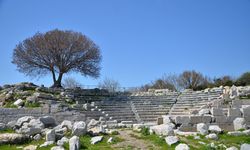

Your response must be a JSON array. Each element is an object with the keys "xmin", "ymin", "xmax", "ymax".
[{"xmin": 0, "ymin": 106, "xmax": 86, "ymax": 124}]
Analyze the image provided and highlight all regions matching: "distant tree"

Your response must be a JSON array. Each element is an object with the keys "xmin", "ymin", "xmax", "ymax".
[
  {"xmin": 12, "ymin": 29, "xmax": 101, "ymax": 88},
  {"xmin": 151, "ymin": 79, "xmax": 176, "ymax": 91},
  {"xmin": 63, "ymin": 77, "xmax": 82, "ymax": 89},
  {"xmin": 235, "ymin": 72, "xmax": 250, "ymax": 86},
  {"xmin": 162, "ymin": 73, "xmax": 180, "ymax": 91},
  {"xmin": 98, "ymin": 77, "xmax": 121, "ymax": 92},
  {"xmin": 214, "ymin": 76, "xmax": 234, "ymax": 87},
  {"xmin": 178, "ymin": 70, "xmax": 205, "ymax": 90}
]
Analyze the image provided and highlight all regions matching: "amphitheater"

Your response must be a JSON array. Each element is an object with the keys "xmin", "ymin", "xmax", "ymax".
[{"xmin": 0, "ymin": 83, "xmax": 250, "ymax": 149}]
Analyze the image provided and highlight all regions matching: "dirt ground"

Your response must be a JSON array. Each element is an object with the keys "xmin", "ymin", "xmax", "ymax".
[{"xmin": 111, "ymin": 130, "xmax": 160, "ymax": 150}]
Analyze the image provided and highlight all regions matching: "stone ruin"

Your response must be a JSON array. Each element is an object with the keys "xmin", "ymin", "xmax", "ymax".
[{"xmin": 0, "ymin": 82, "xmax": 250, "ymax": 149}]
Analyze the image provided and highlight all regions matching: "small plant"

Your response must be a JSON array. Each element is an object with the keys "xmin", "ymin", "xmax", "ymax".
[
  {"xmin": 141, "ymin": 127, "xmax": 150, "ymax": 136},
  {"xmin": 238, "ymin": 128, "xmax": 245, "ymax": 132},
  {"xmin": 111, "ymin": 130, "xmax": 119, "ymax": 135},
  {"xmin": 24, "ymin": 102, "xmax": 40, "ymax": 108}
]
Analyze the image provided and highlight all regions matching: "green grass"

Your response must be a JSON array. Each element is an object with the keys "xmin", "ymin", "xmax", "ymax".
[
  {"xmin": 0, "ymin": 128, "xmax": 15, "ymax": 134},
  {"xmin": 24, "ymin": 101, "xmax": 41, "ymax": 108},
  {"xmin": 0, "ymin": 139, "xmax": 55, "ymax": 150},
  {"xmin": 3, "ymin": 101, "xmax": 18, "ymax": 108}
]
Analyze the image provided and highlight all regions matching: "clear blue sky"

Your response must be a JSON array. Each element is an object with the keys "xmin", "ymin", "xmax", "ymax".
[{"xmin": 0, "ymin": 0, "xmax": 249, "ymax": 88}]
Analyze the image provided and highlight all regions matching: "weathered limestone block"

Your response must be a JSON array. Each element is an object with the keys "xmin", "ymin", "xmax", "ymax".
[
  {"xmin": 175, "ymin": 116, "xmax": 190, "ymax": 125},
  {"xmin": 190, "ymin": 116, "xmax": 202, "ymax": 124},
  {"xmin": 214, "ymin": 116, "xmax": 229, "ymax": 123},
  {"xmin": 211, "ymin": 108, "xmax": 224, "ymax": 116},
  {"xmin": 197, "ymin": 123, "xmax": 208, "ymax": 135},
  {"xmin": 243, "ymin": 106, "xmax": 250, "ymax": 121},
  {"xmin": 228, "ymin": 108, "xmax": 242, "ymax": 117},
  {"xmin": 233, "ymin": 118, "xmax": 247, "ymax": 131},
  {"xmin": 150, "ymin": 124, "xmax": 174, "ymax": 136},
  {"xmin": 202, "ymin": 115, "xmax": 212, "ymax": 123},
  {"xmin": 106, "ymin": 120, "xmax": 118, "ymax": 128}
]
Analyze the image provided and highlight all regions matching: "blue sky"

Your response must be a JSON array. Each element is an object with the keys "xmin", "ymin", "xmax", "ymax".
[{"xmin": 0, "ymin": 0, "xmax": 249, "ymax": 88}]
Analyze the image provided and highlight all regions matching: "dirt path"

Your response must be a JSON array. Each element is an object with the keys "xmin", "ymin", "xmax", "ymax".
[{"xmin": 112, "ymin": 130, "xmax": 159, "ymax": 150}]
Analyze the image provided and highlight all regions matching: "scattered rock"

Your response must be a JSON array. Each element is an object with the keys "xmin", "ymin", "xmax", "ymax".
[
  {"xmin": 165, "ymin": 136, "xmax": 179, "ymax": 146},
  {"xmin": 199, "ymin": 109, "xmax": 210, "ymax": 115},
  {"xmin": 33, "ymin": 134, "xmax": 42, "ymax": 141},
  {"xmin": 46, "ymin": 129, "xmax": 56, "ymax": 142},
  {"xmin": 40, "ymin": 141, "xmax": 54, "ymax": 147},
  {"xmin": 233, "ymin": 118, "xmax": 247, "ymax": 131},
  {"xmin": 0, "ymin": 133, "xmax": 29, "ymax": 144},
  {"xmin": 39, "ymin": 116, "xmax": 56, "ymax": 127},
  {"xmin": 205, "ymin": 133, "xmax": 218, "ymax": 140},
  {"xmin": 15, "ymin": 116, "xmax": 34, "ymax": 128},
  {"xmin": 13, "ymin": 99, "xmax": 24, "ymax": 106},
  {"xmin": 226, "ymin": 146, "xmax": 238, "ymax": 150},
  {"xmin": 69, "ymin": 136, "xmax": 80, "ymax": 150},
  {"xmin": 61, "ymin": 120, "xmax": 72, "ymax": 130},
  {"xmin": 197, "ymin": 123, "xmax": 208, "ymax": 135},
  {"xmin": 57, "ymin": 137, "xmax": 69, "ymax": 146},
  {"xmin": 23, "ymin": 145, "xmax": 37, "ymax": 150},
  {"xmin": 72, "ymin": 121, "xmax": 87, "ymax": 136},
  {"xmin": 17, "ymin": 119, "xmax": 44, "ymax": 135},
  {"xmin": 107, "ymin": 137, "xmax": 113, "ymax": 143},
  {"xmin": 91, "ymin": 136, "xmax": 103, "ymax": 144},
  {"xmin": 175, "ymin": 143, "xmax": 190, "ymax": 150},
  {"xmin": 150, "ymin": 124, "xmax": 174, "ymax": 136},
  {"xmin": 132, "ymin": 124, "xmax": 144, "ymax": 132},
  {"xmin": 51, "ymin": 146, "xmax": 65, "ymax": 150},
  {"xmin": 208, "ymin": 125, "xmax": 222, "ymax": 133},
  {"xmin": 241, "ymin": 144, "xmax": 250, "ymax": 150},
  {"xmin": 228, "ymin": 131, "xmax": 244, "ymax": 136}
]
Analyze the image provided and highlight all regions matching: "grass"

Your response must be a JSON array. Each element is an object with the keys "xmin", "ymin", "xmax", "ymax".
[
  {"xmin": 0, "ymin": 128, "xmax": 15, "ymax": 134},
  {"xmin": 0, "ymin": 139, "xmax": 55, "ymax": 150},
  {"xmin": 24, "ymin": 101, "xmax": 41, "ymax": 108}
]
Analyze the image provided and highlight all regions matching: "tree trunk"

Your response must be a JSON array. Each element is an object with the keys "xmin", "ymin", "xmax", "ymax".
[{"xmin": 51, "ymin": 72, "xmax": 63, "ymax": 88}]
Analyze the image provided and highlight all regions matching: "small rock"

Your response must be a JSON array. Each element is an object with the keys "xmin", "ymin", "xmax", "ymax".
[
  {"xmin": 23, "ymin": 145, "xmax": 37, "ymax": 150},
  {"xmin": 226, "ymin": 146, "xmax": 238, "ymax": 150},
  {"xmin": 14, "ymin": 99, "xmax": 24, "ymax": 106},
  {"xmin": 107, "ymin": 137, "xmax": 113, "ymax": 143},
  {"xmin": 199, "ymin": 109, "xmax": 210, "ymax": 115},
  {"xmin": 0, "ymin": 133, "xmax": 29, "ymax": 144},
  {"xmin": 197, "ymin": 123, "xmax": 208, "ymax": 135},
  {"xmin": 57, "ymin": 137, "xmax": 69, "ymax": 146},
  {"xmin": 69, "ymin": 136, "xmax": 80, "ymax": 150},
  {"xmin": 39, "ymin": 116, "xmax": 56, "ymax": 127},
  {"xmin": 51, "ymin": 146, "xmax": 65, "ymax": 150},
  {"xmin": 233, "ymin": 118, "xmax": 247, "ymax": 131},
  {"xmin": 61, "ymin": 120, "xmax": 72, "ymax": 130},
  {"xmin": 46, "ymin": 129, "xmax": 55, "ymax": 142},
  {"xmin": 165, "ymin": 136, "xmax": 179, "ymax": 146},
  {"xmin": 208, "ymin": 125, "xmax": 222, "ymax": 133},
  {"xmin": 241, "ymin": 144, "xmax": 250, "ymax": 150},
  {"xmin": 175, "ymin": 143, "xmax": 190, "ymax": 150},
  {"xmin": 91, "ymin": 136, "xmax": 103, "ymax": 144},
  {"xmin": 33, "ymin": 134, "xmax": 42, "ymax": 141},
  {"xmin": 228, "ymin": 131, "xmax": 244, "ymax": 136},
  {"xmin": 15, "ymin": 116, "xmax": 34, "ymax": 128},
  {"xmin": 40, "ymin": 141, "xmax": 54, "ymax": 147},
  {"xmin": 72, "ymin": 121, "xmax": 87, "ymax": 136},
  {"xmin": 205, "ymin": 133, "xmax": 218, "ymax": 140}
]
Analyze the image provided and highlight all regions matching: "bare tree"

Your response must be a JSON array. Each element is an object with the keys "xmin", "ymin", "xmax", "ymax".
[
  {"xmin": 63, "ymin": 77, "xmax": 82, "ymax": 89},
  {"xmin": 178, "ymin": 70, "xmax": 205, "ymax": 90},
  {"xmin": 98, "ymin": 77, "xmax": 120, "ymax": 92},
  {"xmin": 162, "ymin": 73, "xmax": 180, "ymax": 91},
  {"xmin": 12, "ymin": 29, "xmax": 101, "ymax": 88}
]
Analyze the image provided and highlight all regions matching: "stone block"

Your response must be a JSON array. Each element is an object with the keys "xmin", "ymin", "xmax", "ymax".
[
  {"xmin": 214, "ymin": 116, "xmax": 229, "ymax": 123},
  {"xmin": 175, "ymin": 116, "xmax": 190, "ymax": 125},
  {"xmin": 157, "ymin": 117, "xmax": 163, "ymax": 125},
  {"xmin": 228, "ymin": 108, "xmax": 242, "ymax": 117},
  {"xmin": 211, "ymin": 108, "xmax": 224, "ymax": 116},
  {"xmin": 243, "ymin": 106, "xmax": 250, "ymax": 117},
  {"xmin": 202, "ymin": 115, "xmax": 212, "ymax": 123},
  {"xmin": 190, "ymin": 116, "xmax": 202, "ymax": 124}
]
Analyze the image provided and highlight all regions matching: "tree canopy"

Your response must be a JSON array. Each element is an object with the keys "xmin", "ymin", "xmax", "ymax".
[{"xmin": 12, "ymin": 29, "xmax": 101, "ymax": 88}]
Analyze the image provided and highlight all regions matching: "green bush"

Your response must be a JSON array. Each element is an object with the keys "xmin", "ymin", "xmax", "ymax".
[{"xmin": 141, "ymin": 127, "xmax": 150, "ymax": 136}]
